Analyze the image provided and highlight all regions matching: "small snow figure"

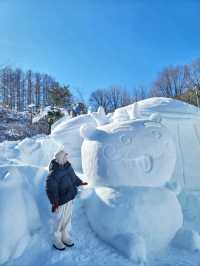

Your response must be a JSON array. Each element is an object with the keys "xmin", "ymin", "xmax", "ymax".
[{"xmin": 46, "ymin": 150, "xmax": 88, "ymax": 251}]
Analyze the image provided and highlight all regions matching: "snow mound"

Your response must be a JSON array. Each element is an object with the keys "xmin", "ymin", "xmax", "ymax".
[
  {"xmin": 120, "ymin": 97, "xmax": 200, "ymax": 118},
  {"xmin": 81, "ymin": 117, "xmax": 176, "ymax": 187},
  {"xmin": 0, "ymin": 166, "xmax": 43, "ymax": 265},
  {"xmin": 16, "ymin": 135, "xmax": 60, "ymax": 167},
  {"xmin": 84, "ymin": 186, "xmax": 183, "ymax": 262}
]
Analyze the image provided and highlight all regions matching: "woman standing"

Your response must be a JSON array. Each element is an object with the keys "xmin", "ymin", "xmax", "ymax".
[{"xmin": 46, "ymin": 150, "xmax": 88, "ymax": 250}]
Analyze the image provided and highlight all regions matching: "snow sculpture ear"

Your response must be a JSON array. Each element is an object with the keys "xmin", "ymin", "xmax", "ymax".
[
  {"xmin": 80, "ymin": 124, "xmax": 108, "ymax": 140},
  {"xmin": 130, "ymin": 102, "xmax": 140, "ymax": 120},
  {"xmin": 91, "ymin": 106, "xmax": 109, "ymax": 126},
  {"xmin": 149, "ymin": 113, "xmax": 162, "ymax": 123}
]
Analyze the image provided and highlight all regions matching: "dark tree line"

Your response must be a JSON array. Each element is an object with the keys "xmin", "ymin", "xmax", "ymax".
[{"xmin": 0, "ymin": 66, "xmax": 72, "ymax": 112}]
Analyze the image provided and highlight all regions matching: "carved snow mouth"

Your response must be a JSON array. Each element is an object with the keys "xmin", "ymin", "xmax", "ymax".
[{"xmin": 121, "ymin": 154, "xmax": 153, "ymax": 173}]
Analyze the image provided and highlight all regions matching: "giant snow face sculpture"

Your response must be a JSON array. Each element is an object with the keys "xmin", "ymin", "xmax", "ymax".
[
  {"xmin": 80, "ymin": 115, "xmax": 183, "ymax": 264},
  {"xmin": 80, "ymin": 116, "xmax": 176, "ymax": 187}
]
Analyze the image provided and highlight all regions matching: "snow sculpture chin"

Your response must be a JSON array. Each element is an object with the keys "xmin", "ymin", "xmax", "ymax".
[{"xmin": 80, "ymin": 115, "xmax": 183, "ymax": 264}]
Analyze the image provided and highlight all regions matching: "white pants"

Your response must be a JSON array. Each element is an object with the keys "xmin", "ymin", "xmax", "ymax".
[{"xmin": 53, "ymin": 200, "xmax": 73, "ymax": 248}]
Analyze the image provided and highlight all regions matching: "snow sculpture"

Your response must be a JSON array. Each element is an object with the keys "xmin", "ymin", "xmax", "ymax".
[
  {"xmin": 91, "ymin": 106, "xmax": 110, "ymax": 126},
  {"xmin": 81, "ymin": 117, "xmax": 176, "ymax": 187},
  {"xmin": 118, "ymin": 97, "xmax": 200, "ymax": 191},
  {"xmin": 113, "ymin": 108, "xmax": 130, "ymax": 122},
  {"xmin": 81, "ymin": 114, "xmax": 183, "ymax": 264}
]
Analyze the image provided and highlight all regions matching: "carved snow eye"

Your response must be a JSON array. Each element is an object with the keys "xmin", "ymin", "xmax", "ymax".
[
  {"xmin": 103, "ymin": 145, "xmax": 121, "ymax": 161},
  {"xmin": 151, "ymin": 130, "xmax": 162, "ymax": 139},
  {"xmin": 120, "ymin": 135, "xmax": 133, "ymax": 145}
]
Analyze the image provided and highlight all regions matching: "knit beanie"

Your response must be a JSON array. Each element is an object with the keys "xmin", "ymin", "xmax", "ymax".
[{"xmin": 55, "ymin": 150, "xmax": 68, "ymax": 165}]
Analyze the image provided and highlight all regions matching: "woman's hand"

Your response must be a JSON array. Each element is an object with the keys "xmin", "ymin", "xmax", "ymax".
[
  {"xmin": 52, "ymin": 201, "xmax": 59, "ymax": 213},
  {"xmin": 81, "ymin": 181, "xmax": 88, "ymax": 186}
]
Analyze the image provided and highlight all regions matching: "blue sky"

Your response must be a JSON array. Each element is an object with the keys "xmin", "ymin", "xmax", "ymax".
[{"xmin": 0, "ymin": 0, "xmax": 200, "ymax": 100}]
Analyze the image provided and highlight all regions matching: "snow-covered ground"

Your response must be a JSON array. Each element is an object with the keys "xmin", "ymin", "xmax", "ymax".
[{"xmin": 1, "ymin": 97, "xmax": 200, "ymax": 266}]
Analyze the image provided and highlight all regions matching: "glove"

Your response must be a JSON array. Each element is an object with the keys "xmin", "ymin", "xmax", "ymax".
[
  {"xmin": 81, "ymin": 181, "xmax": 88, "ymax": 186},
  {"xmin": 52, "ymin": 201, "xmax": 59, "ymax": 213}
]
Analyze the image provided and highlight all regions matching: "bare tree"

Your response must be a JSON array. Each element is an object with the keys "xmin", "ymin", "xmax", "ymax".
[
  {"xmin": 132, "ymin": 86, "xmax": 147, "ymax": 101},
  {"xmin": 35, "ymin": 72, "xmax": 41, "ymax": 111},
  {"xmin": 150, "ymin": 65, "xmax": 189, "ymax": 98},
  {"xmin": 26, "ymin": 70, "xmax": 33, "ymax": 107},
  {"xmin": 90, "ymin": 86, "xmax": 132, "ymax": 113},
  {"xmin": 89, "ymin": 88, "xmax": 110, "ymax": 112}
]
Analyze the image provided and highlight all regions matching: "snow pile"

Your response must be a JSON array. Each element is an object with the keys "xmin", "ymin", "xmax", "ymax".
[
  {"xmin": 0, "ymin": 165, "xmax": 44, "ymax": 265},
  {"xmin": 118, "ymin": 97, "xmax": 200, "ymax": 118},
  {"xmin": 81, "ymin": 113, "xmax": 183, "ymax": 263},
  {"xmin": 16, "ymin": 135, "xmax": 60, "ymax": 167}
]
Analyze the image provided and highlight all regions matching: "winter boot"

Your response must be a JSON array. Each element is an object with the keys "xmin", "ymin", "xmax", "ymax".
[
  {"xmin": 53, "ymin": 231, "xmax": 66, "ymax": 250},
  {"xmin": 62, "ymin": 233, "xmax": 74, "ymax": 247}
]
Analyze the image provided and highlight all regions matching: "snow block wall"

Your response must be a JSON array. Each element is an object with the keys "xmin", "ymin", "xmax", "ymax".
[{"xmin": 81, "ymin": 114, "xmax": 183, "ymax": 263}]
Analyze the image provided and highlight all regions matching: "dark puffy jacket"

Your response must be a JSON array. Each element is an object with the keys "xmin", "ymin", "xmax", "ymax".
[{"xmin": 46, "ymin": 159, "xmax": 83, "ymax": 206}]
